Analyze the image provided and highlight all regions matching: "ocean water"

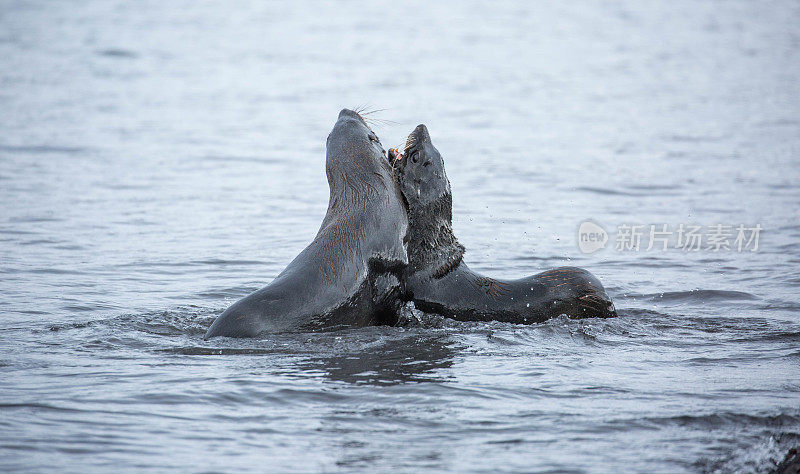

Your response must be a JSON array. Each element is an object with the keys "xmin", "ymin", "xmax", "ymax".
[{"xmin": 1, "ymin": 1, "xmax": 799, "ymax": 472}]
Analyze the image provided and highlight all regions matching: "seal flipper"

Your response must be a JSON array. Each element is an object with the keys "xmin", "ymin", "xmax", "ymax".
[
  {"xmin": 203, "ymin": 300, "xmax": 263, "ymax": 339},
  {"xmin": 366, "ymin": 243, "xmax": 408, "ymax": 327},
  {"xmin": 370, "ymin": 272, "xmax": 403, "ymax": 326}
]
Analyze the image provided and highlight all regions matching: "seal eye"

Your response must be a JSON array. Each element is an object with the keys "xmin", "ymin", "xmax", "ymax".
[
  {"xmin": 411, "ymin": 152, "xmax": 419, "ymax": 164},
  {"xmin": 368, "ymin": 133, "xmax": 379, "ymax": 143}
]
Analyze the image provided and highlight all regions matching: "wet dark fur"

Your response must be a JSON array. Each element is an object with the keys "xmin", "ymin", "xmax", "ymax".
[{"xmin": 405, "ymin": 190, "xmax": 464, "ymax": 278}]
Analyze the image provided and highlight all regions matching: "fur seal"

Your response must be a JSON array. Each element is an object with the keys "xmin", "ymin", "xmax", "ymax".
[
  {"xmin": 204, "ymin": 109, "xmax": 408, "ymax": 338},
  {"xmin": 390, "ymin": 124, "xmax": 616, "ymax": 323}
]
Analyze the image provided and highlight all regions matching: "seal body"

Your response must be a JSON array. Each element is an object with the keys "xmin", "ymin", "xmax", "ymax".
[
  {"xmin": 393, "ymin": 124, "xmax": 616, "ymax": 323},
  {"xmin": 406, "ymin": 263, "xmax": 615, "ymax": 324},
  {"xmin": 204, "ymin": 109, "xmax": 408, "ymax": 338}
]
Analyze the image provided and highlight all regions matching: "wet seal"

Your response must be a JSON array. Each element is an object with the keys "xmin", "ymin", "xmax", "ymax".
[
  {"xmin": 390, "ymin": 124, "xmax": 617, "ymax": 324},
  {"xmin": 205, "ymin": 109, "xmax": 408, "ymax": 338}
]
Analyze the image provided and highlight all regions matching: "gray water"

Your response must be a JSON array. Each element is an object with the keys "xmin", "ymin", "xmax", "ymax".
[{"xmin": 2, "ymin": 1, "xmax": 799, "ymax": 472}]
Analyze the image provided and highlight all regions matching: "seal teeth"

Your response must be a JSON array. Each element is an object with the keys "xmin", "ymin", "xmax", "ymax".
[{"xmin": 388, "ymin": 148, "xmax": 404, "ymax": 171}]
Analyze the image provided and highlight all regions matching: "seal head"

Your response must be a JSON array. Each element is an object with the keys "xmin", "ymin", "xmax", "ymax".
[{"xmin": 395, "ymin": 124, "xmax": 450, "ymax": 206}]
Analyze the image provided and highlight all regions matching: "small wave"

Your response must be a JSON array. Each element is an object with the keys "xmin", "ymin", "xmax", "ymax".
[
  {"xmin": 192, "ymin": 258, "xmax": 266, "ymax": 266},
  {"xmin": 731, "ymin": 330, "xmax": 800, "ymax": 344},
  {"xmin": 616, "ymin": 307, "xmax": 669, "ymax": 319},
  {"xmin": 626, "ymin": 183, "xmax": 681, "ymax": 191},
  {"xmin": 4, "ymin": 267, "xmax": 83, "ymax": 275},
  {"xmin": 196, "ymin": 286, "xmax": 258, "ymax": 299},
  {"xmin": 0, "ymin": 144, "xmax": 85, "ymax": 154},
  {"xmin": 758, "ymin": 301, "xmax": 800, "ymax": 312},
  {"xmin": 698, "ymin": 434, "xmax": 800, "ymax": 473},
  {"xmin": 617, "ymin": 411, "xmax": 800, "ymax": 431},
  {"xmin": 42, "ymin": 307, "xmax": 219, "ymax": 338},
  {"xmin": 0, "ymin": 229, "xmax": 38, "ymax": 236},
  {"xmin": 158, "ymin": 346, "xmax": 289, "ymax": 356},
  {"xmin": 664, "ymin": 133, "xmax": 729, "ymax": 143},
  {"xmin": 757, "ymin": 118, "xmax": 799, "ymax": 128},
  {"xmin": 200, "ymin": 155, "xmax": 283, "ymax": 164},
  {"xmin": 47, "ymin": 320, "xmax": 97, "ymax": 332},
  {"xmin": 573, "ymin": 186, "xmax": 646, "ymax": 196},
  {"xmin": 622, "ymin": 260, "xmax": 693, "ymax": 269},
  {"xmin": 684, "ymin": 349, "xmax": 800, "ymax": 364},
  {"xmin": 132, "ymin": 309, "xmax": 217, "ymax": 337},
  {"xmin": 97, "ymin": 48, "xmax": 138, "ymax": 58},
  {"xmin": 0, "ymin": 403, "xmax": 82, "ymax": 413},
  {"xmin": 512, "ymin": 255, "xmax": 563, "ymax": 262},
  {"xmin": 61, "ymin": 304, "xmax": 114, "ymax": 312},
  {"xmin": 7, "ymin": 215, "xmax": 62, "ymax": 223},
  {"xmin": 643, "ymin": 289, "xmax": 758, "ymax": 303},
  {"xmin": 114, "ymin": 259, "xmax": 267, "ymax": 270}
]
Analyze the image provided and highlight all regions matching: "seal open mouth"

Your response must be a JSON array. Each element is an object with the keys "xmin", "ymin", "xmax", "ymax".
[
  {"xmin": 388, "ymin": 147, "xmax": 410, "ymax": 213},
  {"xmin": 389, "ymin": 125, "xmax": 425, "ymax": 173},
  {"xmin": 389, "ymin": 147, "xmax": 404, "ymax": 171}
]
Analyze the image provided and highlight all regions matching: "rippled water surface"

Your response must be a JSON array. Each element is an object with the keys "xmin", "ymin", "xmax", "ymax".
[{"xmin": 2, "ymin": 1, "xmax": 800, "ymax": 472}]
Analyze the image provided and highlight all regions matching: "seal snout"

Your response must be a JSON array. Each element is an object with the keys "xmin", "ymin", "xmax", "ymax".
[
  {"xmin": 330, "ymin": 108, "xmax": 373, "ymax": 145},
  {"xmin": 404, "ymin": 124, "xmax": 431, "ymax": 154},
  {"xmin": 338, "ymin": 108, "xmax": 360, "ymax": 120},
  {"xmin": 412, "ymin": 124, "xmax": 431, "ymax": 143},
  {"xmin": 337, "ymin": 109, "xmax": 369, "ymax": 128}
]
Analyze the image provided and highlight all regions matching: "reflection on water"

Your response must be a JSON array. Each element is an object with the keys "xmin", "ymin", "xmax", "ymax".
[{"xmin": 299, "ymin": 333, "xmax": 457, "ymax": 386}]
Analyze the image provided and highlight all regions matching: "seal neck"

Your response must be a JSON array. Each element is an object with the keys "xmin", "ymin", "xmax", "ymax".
[
  {"xmin": 325, "ymin": 146, "xmax": 391, "ymax": 211},
  {"xmin": 405, "ymin": 189, "xmax": 465, "ymax": 279}
]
